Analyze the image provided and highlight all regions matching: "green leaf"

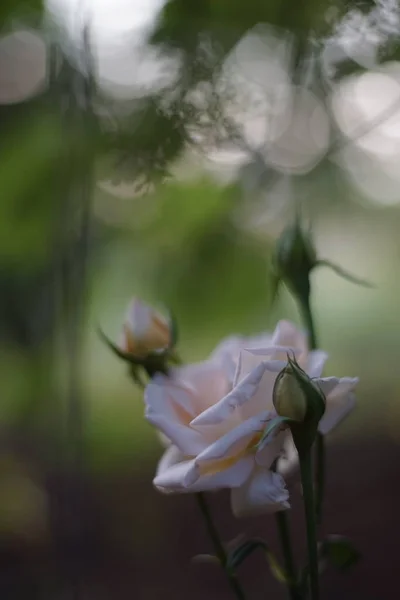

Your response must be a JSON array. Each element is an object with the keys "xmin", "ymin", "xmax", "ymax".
[
  {"xmin": 227, "ymin": 539, "xmax": 288, "ymax": 583},
  {"xmin": 320, "ymin": 536, "xmax": 361, "ymax": 572}
]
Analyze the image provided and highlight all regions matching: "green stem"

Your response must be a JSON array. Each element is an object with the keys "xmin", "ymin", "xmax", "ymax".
[
  {"xmin": 298, "ymin": 293, "xmax": 325, "ymax": 525},
  {"xmin": 315, "ymin": 432, "xmax": 325, "ymax": 525},
  {"xmin": 276, "ymin": 512, "xmax": 303, "ymax": 600},
  {"xmin": 299, "ymin": 449, "xmax": 319, "ymax": 600},
  {"xmin": 196, "ymin": 493, "xmax": 246, "ymax": 600},
  {"xmin": 299, "ymin": 294, "xmax": 317, "ymax": 351}
]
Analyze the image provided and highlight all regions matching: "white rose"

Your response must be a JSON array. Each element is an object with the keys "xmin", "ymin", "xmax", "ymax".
[
  {"xmin": 145, "ymin": 320, "xmax": 357, "ymax": 517},
  {"xmin": 119, "ymin": 298, "xmax": 171, "ymax": 357},
  {"xmin": 145, "ymin": 346, "xmax": 292, "ymax": 517}
]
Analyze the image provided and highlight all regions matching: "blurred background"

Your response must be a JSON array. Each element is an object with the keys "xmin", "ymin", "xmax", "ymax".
[{"xmin": 0, "ymin": 0, "xmax": 400, "ymax": 598}]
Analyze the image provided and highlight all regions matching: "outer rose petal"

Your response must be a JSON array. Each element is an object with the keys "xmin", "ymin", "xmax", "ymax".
[
  {"xmin": 190, "ymin": 411, "xmax": 272, "ymax": 475},
  {"xmin": 271, "ymin": 320, "xmax": 308, "ymax": 365},
  {"xmin": 234, "ymin": 349, "xmax": 287, "ymax": 416},
  {"xmin": 306, "ymin": 350, "xmax": 328, "ymax": 378},
  {"xmin": 231, "ymin": 468, "xmax": 289, "ymax": 517},
  {"xmin": 277, "ymin": 434, "xmax": 299, "ymax": 476},
  {"xmin": 210, "ymin": 333, "xmax": 272, "ymax": 383},
  {"xmin": 171, "ymin": 362, "xmax": 230, "ymax": 414},
  {"xmin": 256, "ymin": 430, "xmax": 287, "ymax": 468},
  {"xmin": 145, "ymin": 376, "xmax": 207, "ymax": 455},
  {"xmin": 318, "ymin": 377, "xmax": 358, "ymax": 435},
  {"xmin": 154, "ymin": 446, "xmax": 254, "ymax": 493},
  {"xmin": 192, "ymin": 361, "xmax": 282, "ymax": 428}
]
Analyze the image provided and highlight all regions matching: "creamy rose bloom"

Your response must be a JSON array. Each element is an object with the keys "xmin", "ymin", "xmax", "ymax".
[
  {"xmin": 119, "ymin": 298, "xmax": 171, "ymax": 357},
  {"xmin": 145, "ymin": 321, "xmax": 357, "ymax": 516},
  {"xmin": 145, "ymin": 357, "xmax": 289, "ymax": 516}
]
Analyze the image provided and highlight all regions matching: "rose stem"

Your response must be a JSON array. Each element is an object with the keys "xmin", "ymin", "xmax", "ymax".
[
  {"xmin": 299, "ymin": 449, "xmax": 319, "ymax": 600},
  {"xmin": 196, "ymin": 492, "xmax": 246, "ymax": 600},
  {"xmin": 298, "ymin": 294, "xmax": 325, "ymax": 524},
  {"xmin": 276, "ymin": 511, "xmax": 303, "ymax": 600}
]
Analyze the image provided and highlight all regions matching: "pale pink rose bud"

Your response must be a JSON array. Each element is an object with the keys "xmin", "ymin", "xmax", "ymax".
[{"xmin": 120, "ymin": 298, "xmax": 171, "ymax": 358}]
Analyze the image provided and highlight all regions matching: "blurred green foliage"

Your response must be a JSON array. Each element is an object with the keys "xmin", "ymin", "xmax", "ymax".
[{"xmin": 1, "ymin": 0, "xmax": 400, "ymax": 471}]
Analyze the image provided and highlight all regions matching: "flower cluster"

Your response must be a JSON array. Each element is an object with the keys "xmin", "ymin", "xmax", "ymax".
[{"xmin": 118, "ymin": 300, "xmax": 358, "ymax": 518}]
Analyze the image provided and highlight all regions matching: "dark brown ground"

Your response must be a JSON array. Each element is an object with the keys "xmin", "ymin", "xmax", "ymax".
[{"xmin": 0, "ymin": 435, "xmax": 398, "ymax": 600}]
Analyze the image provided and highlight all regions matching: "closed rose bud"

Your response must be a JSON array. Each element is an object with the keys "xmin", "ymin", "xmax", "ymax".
[
  {"xmin": 273, "ymin": 220, "xmax": 317, "ymax": 300},
  {"xmin": 120, "ymin": 298, "xmax": 171, "ymax": 358},
  {"xmin": 273, "ymin": 362, "xmax": 307, "ymax": 422}
]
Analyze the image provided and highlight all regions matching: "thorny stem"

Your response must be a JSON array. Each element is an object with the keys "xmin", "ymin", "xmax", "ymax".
[{"xmin": 196, "ymin": 493, "xmax": 246, "ymax": 600}]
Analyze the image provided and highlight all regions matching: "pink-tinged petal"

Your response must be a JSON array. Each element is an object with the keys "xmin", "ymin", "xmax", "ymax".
[
  {"xmin": 191, "ymin": 362, "xmax": 275, "ymax": 427},
  {"xmin": 210, "ymin": 333, "xmax": 274, "ymax": 384},
  {"xmin": 145, "ymin": 374, "xmax": 186, "ymax": 421},
  {"xmin": 271, "ymin": 320, "xmax": 307, "ymax": 352},
  {"xmin": 318, "ymin": 376, "xmax": 358, "ymax": 435},
  {"xmin": 154, "ymin": 455, "xmax": 197, "ymax": 492},
  {"xmin": 256, "ymin": 430, "xmax": 286, "ymax": 468},
  {"xmin": 155, "ymin": 444, "xmax": 184, "ymax": 480},
  {"xmin": 233, "ymin": 350, "xmax": 287, "ymax": 417},
  {"xmin": 172, "ymin": 361, "xmax": 230, "ymax": 414},
  {"xmin": 233, "ymin": 347, "xmax": 288, "ymax": 386},
  {"xmin": 277, "ymin": 434, "xmax": 299, "ymax": 476},
  {"xmin": 318, "ymin": 377, "xmax": 358, "ymax": 434},
  {"xmin": 185, "ymin": 456, "xmax": 254, "ymax": 491},
  {"xmin": 146, "ymin": 412, "xmax": 207, "ymax": 456},
  {"xmin": 125, "ymin": 298, "xmax": 151, "ymax": 337},
  {"xmin": 155, "ymin": 453, "xmax": 254, "ymax": 493},
  {"xmin": 306, "ymin": 350, "xmax": 328, "ymax": 378},
  {"xmin": 231, "ymin": 468, "xmax": 290, "ymax": 517},
  {"xmin": 210, "ymin": 335, "xmax": 246, "ymax": 383},
  {"xmin": 193, "ymin": 411, "xmax": 272, "ymax": 468},
  {"xmin": 145, "ymin": 376, "xmax": 207, "ymax": 455}
]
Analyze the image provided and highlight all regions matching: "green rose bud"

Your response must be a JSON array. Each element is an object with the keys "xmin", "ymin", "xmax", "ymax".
[
  {"xmin": 273, "ymin": 355, "xmax": 326, "ymax": 456},
  {"xmin": 273, "ymin": 363, "xmax": 307, "ymax": 422},
  {"xmin": 273, "ymin": 219, "xmax": 317, "ymax": 300}
]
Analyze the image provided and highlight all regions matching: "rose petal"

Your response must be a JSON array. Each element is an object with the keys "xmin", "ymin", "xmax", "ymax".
[
  {"xmin": 277, "ymin": 434, "xmax": 299, "ymax": 476},
  {"xmin": 194, "ymin": 411, "xmax": 272, "ymax": 466},
  {"xmin": 172, "ymin": 362, "xmax": 230, "ymax": 414},
  {"xmin": 318, "ymin": 376, "xmax": 358, "ymax": 434},
  {"xmin": 145, "ymin": 376, "xmax": 207, "ymax": 455},
  {"xmin": 231, "ymin": 468, "xmax": 290, "ymax": 517},
  {"xmin": 307, "ymin": 350, "xmax": 328, "ymax": 378},
  {"xmin": 256, "ymin": 430, "xmax": 286, "ymax": 468},
  {"xmin": 271, "ymin": 320, "xmax": 308, "ymax": 355},
  {"xmin": 191, "ymin": 362, "xmax": 277, "ymax": 427},
  {"xmin": 210, "ymin": 333, "xmax": 273, "ymax": 384},
  {"xmin": 154, "ymin": 452, "xmax": 254, "ymax": 492}
]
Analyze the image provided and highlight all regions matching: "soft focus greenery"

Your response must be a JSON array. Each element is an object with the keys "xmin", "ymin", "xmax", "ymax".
[{"xmin": 0, "ymin": 0, "xmax": 400, "ymax": 525}]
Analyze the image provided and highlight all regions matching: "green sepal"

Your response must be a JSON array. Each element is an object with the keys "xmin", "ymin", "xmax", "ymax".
[
  {"xmin": 255, "ymin": 416, "xmax": 294, "ymax": 451},
  {"xmin": 316, "ymin": 260, "xmax": 374, "ymax": 289},
  {"xmin": 97, "ymin": 327, "xmax": 170, "ymax": 378}
]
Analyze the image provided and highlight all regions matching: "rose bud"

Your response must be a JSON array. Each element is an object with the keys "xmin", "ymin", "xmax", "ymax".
[{"xmin": 120, "ymin": 298, "xmax": 171, "ymax": 358}]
